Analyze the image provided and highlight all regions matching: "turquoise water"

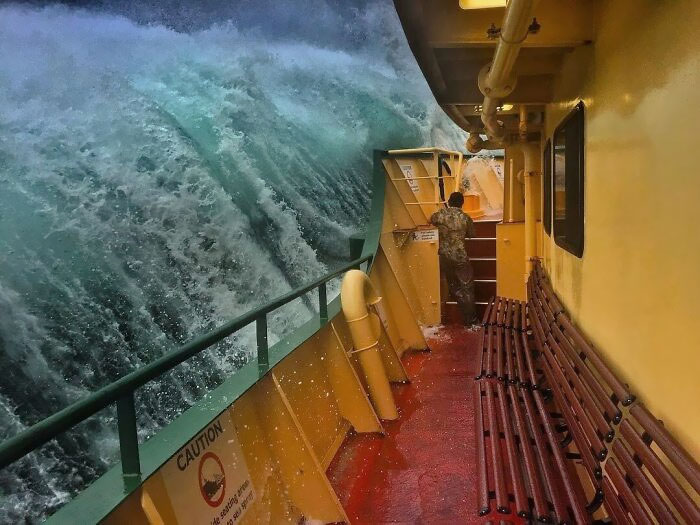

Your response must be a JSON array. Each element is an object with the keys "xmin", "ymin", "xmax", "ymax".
[{"xmin": 0, "ymin": 1, "xmax": 466, "ymax": 521}]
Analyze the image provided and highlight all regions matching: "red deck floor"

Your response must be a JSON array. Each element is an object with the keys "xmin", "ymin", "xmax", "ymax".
[{"xmin": 328, "ymin": 324, "xmax": 522, "ymax": 524}]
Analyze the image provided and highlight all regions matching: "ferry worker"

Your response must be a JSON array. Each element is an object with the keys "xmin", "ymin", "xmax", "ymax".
[{"xmin": 430, "ymin": 191, "xmax": 478, "ymax": 325}]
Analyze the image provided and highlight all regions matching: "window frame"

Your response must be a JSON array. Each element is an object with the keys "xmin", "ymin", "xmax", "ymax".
[
  {"xmin": 552, "ymin": 101, "xmax": 585, "ymax": 258},
  {"xmin": 543, "ymin": 139, "xmax": 552, "ymax": 236}
]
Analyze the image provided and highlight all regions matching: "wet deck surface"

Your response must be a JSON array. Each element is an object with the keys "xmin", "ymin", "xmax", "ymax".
[{"xmin": 328, "ymin": 324, "xmax": 522, "ymax": 524}]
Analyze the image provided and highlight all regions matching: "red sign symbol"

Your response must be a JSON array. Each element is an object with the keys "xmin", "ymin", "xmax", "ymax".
[{"xmin": 198, "ymin": 451, "xmax": 226, "ymax": 507}]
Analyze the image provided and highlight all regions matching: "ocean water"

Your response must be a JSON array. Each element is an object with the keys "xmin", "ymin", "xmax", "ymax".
[{"xmin": 0, "ymin": 1, "xmax": 467, "ymax": 521}]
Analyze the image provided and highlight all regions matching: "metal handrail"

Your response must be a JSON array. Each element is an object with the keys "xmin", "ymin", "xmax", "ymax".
[
  {"xmin": 386, "ymin": 147, "xmax": 465, "ymax": 201},
  {"xmin": 387, "ymin": 147, "xmax": 463, "ymax": 182},
  {"xmin": 0, "ymin": 254, "xmax": 371, "ymax": 473}
]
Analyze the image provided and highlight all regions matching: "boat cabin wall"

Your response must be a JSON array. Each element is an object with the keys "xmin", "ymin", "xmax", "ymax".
[{"xmin": 540, "ymin": 0, "xmax": 700, "ymax": 458}]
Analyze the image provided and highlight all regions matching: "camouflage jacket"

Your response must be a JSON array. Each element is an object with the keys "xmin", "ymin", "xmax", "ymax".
[{"xmin": 430, "ymin": 207, "xmax": 476, "ymax": 263}]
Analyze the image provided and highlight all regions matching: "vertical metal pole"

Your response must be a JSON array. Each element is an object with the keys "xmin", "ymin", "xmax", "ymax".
[
  {"xmin": 257, "ymin": 315, "xmax": 268, "ymax": 376},
  {"xmin": 433, "ymin": 154, "xmax": 438, "ymax": 205},
  {"xmin": 116, "ymin": 392, "xmax": 141, "ymax": 491},
  {"xmin": 318, "ymin": 282, "xmax": 328, "ymax": 323},
  {"xmin": 349, "ymin": 234, "xmax": 364, "ymax": 268}
]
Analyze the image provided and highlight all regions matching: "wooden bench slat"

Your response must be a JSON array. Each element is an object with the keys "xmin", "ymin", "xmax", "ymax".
[
  {"xmin": 504, "ymin": 321, "xmax": 514, "ymax": 384},
  {"xmin": 538, "ymin": 341, "xmax": 602, "ymax": 481},
  {"xmin": 620, "ymin": 418, "xmax": 700, "ymax": 522},
  {"xmin": 612, "ymin": 439, "xmax": 677, "ymax": 524},
  {"xmin": 550, "ymin": 322, "xmax": 621, "ymax": 426},
  {"xmin": 602, "ymin": 478, "xmax": 633, "ymax": 525},
  {"xmin": 482, "ymin": 296, "xmax": 494, "ymax": 326},
  {"xmin": 490, "ymin": 296, "xmax": 500, "ymax": 325},
  {"xmin": 518, "ymin": 331, "xmax": 539, "ymax": 389},
  {"xmin": 485, "ymin": 381, "xmax": 510, "ymax": 513},
  {"xmin": 606, "ymin": 457, "xmax": 655, "ymax": 525},
  {"xmin": 544, "ymin": 332, "xmax": 608, "ymax": 460},
  {"xmin": 475, "ymin": 381, "xmax": 490, "ymax": 516},
  {"xmin": 512, "ymin": 329, "xmax": 529, "ymax": 388},
  {"xmin": 558, "ymin": 314, "xmax": 635, "ymax": 407},
  {"xmin": 547, "ymin": 325, "xmax": 614, "ymax": 442},
  {"xmin": 496, "ymin": 296, "xmax": 505, "ymax": 327},
  {"xmin": 496, "ymin": 324, "xmax": 504, "ymax": 381},
  {"xmin": 477, "ymin": 323, "xmax": 487, "ymax": 380},
  {"xmin": 485, "ymin": 324, "xmax": 494, "ymax": 378},
  {"xmin": 519, "ymin": 385, "xmax": 572, "ymax": 522},
  {"xmin": 541, "ymin": 278, "xmax": 565, "ymax": 317},
  {"xmin": 503, "ymin": 299, "xmax": 511, "ymax": 329},
  {"xmin": 530, "ymin": 386, "xmax": 590, "ymax": 523},
  {"xmin": 507, "ymin": 385, "xmax": 549, "ymax": 520},
  {"xmin": 533, "ymin": 284, "xmax": 557, "ymax": 327},
  {"xmin": 630, "ymin": 404, "xmax": 700, "ymax": 495},
  {"xmin": 496, "ymin": 382, "xmax": 528, "ymax": 517},
  {"xmin": 477, "ymin": 297, "xmax": 495, "ymax": 379}
]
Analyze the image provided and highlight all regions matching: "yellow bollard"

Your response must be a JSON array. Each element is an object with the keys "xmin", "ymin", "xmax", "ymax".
[{"xmin": 341, "ymin": 270, "xmax": 399, "ymax": 421}]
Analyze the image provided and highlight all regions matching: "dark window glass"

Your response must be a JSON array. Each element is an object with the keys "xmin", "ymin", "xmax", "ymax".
[
  {"xmin": 553, "ymin": 101, "xmax": 585, "ymax": 257},
  {"xmin": 543, "ymin": 139, "xmax": 552, "ymax": 235}
]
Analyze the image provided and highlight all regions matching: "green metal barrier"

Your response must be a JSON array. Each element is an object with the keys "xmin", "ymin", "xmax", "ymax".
[
  {"xmin": 0, "ymin": 150, "xmax": 388, "ymax": 521},
  {"xmin": 0, "ymin": 254, "xmax": 370, "ymax": 469}
]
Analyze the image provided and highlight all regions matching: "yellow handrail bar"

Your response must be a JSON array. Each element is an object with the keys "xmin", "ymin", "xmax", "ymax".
[{"xmin": 387, "ymin": 147, "xmax": 465, "ymax": 196}]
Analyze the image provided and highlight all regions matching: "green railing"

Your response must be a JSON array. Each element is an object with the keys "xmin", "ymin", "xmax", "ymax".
[
  {"xmin": 0, "ymin": 254, "xmax": 370, "ymax": 472},
  {"xmin": 0, "ymin": 150, "xmax": 387, "ymax": 512}
]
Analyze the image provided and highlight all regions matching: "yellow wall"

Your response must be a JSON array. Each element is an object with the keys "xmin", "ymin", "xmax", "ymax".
[
  {"xmin": 497, "ymin": 222, "xmax": 526, "ymax": 300},
  {"xmin": 498, "ymin": 220, "xmax": 543, "ymax": 301},
  {"xmin": 541, "ymin": 0, "xmax": 700, "ymax": 457}
]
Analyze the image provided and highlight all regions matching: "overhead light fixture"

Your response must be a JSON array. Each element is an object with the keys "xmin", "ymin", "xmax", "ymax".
[
  {"xmin": 500, "ymin": 104, "xmax": 514, "ymax": 111},
  {"xmin": 459, "ymin": 0, "xmax": 507, "ymax": 9}
]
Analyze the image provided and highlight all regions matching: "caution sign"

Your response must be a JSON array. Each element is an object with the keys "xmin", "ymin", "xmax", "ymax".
[
  {"xmin": 397, "ymin": 163, "xmax": 420, "ymax": 193},
  {"xmin": 199, "ymin": 452, "xmax": 225, "ymax": 507},
  {"xmin": 162, "ymin": 412, "xmax": 255, "ymax": 525},
  {"xmin": 411, "ymin": 229, "xmax": 439, "ymax": 242}
]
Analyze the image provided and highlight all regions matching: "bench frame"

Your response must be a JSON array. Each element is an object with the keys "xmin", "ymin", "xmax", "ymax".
[{"xmin": 474, "ymin": 259, "xmax": 700, "ymax": 524}]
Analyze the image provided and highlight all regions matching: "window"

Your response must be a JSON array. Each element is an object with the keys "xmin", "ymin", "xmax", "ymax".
[
  {"xmin": 553, "ymin": 101, "xmax": 585, "ymax": 257},
  {"xmin": 543, "ymin": 139, "xmax": 552, "ymax": 235}
]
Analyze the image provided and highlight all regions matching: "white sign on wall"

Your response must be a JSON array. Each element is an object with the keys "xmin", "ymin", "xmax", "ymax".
[
  {"xmin": 411, "ymin": 229, "xmax": 439, "ymax": 243},
  {"xmin": 162, "ymin": 412, "xmax": 255, "ymax": 525},
  {"xmin": 397, "ymin": 163, "xmax": 420, "ymax": 193}
]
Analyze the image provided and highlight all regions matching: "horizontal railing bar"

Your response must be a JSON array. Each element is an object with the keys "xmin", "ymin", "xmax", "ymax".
[
  {"xmin": 389, "ymin": 176, "xmax": 456, "ymax": 180},
  {"xmin": 0, "ymin": 254, "xmax": 371, "ymax": 469},
  {"xmin": 387, "ymin": 147, "xmax": 462, "ymax": 156}
]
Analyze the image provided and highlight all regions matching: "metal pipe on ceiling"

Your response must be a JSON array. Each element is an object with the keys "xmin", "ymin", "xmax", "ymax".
[{"xmin": 478, "ymin": 0, "xmax": 539, "ymax": 142}]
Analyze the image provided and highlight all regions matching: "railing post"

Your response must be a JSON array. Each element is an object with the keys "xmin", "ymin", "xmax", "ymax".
[
  {"xmin": 318, "ymin": 283, "xmax": 328, "ymax": 323},
  {"xmin": 116, "ymin": 392, "xmax": 141, "ymax": 491},
  {"xmin": 349, "ymin": 234, "xmax": 364, "ymax": 264},
  {"xmin": 257, "ymin": 315, "xmax": 268, "ymax": 376}
]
